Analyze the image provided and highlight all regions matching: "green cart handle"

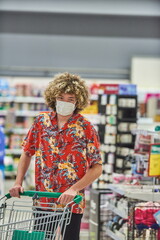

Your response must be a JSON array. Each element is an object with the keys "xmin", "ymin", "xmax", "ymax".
[
  {"xmin": 155, "ymin": 126, "xmax": 160, "ymax": 131},
  {"xmin": 5, "ymin": 190, "xmax": 82, "ymax": 204}
]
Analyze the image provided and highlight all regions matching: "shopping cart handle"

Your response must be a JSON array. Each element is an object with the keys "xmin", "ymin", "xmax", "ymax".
[{"xmin": 5, "ymin": 191, "xmax": 82, "ymax": 204}]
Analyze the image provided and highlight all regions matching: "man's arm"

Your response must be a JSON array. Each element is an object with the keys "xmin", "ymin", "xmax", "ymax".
[
  {"xmin": 58, "ymin": 163, "xmax": 102, "ymax": 204},
  {"xmin": 9, "ymin": 152, "xmax": 32, "ymax": 198}
]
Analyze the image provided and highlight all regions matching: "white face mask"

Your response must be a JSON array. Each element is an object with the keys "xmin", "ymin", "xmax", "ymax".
[{"xmin": 56, "ymin": 100, "xmax": 76, "ymax": 116}]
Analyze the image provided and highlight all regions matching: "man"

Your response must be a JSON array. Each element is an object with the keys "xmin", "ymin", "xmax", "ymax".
[{"xmin": 9, "ymin": 72, "xmax": 102, "ymax": 240}]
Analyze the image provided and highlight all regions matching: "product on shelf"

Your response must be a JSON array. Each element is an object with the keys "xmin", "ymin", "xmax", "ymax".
[
  {"xmin": 94, "ymin": 84, "xmax": 137, "ymax": 189},
  {"xmin": 134, "ymin": 133, "xmax": 153, "ymax": 154},
  {"xmin": 89, "ymin": 189, "xmax": 113, "ymax": 240},
  {"xmin": 102, "ymin": 184, "xmax": 160, "ymax": 240},
  {"xmin": 0, "ymin": 82, "xmax": 50, "ymax": 178},
  {"xmin": 0, "ymin": 79, "xmax": 10, "ymax": 97}
]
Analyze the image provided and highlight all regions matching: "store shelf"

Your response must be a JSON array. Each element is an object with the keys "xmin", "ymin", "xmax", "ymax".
[
  {"xmin": 107, "ymin": 184, "xmax": 160, "ymax": 202},
  {"xmin": 5, "ymin": 170, "xmax": 17, "ymax": 178},
  {"xmin": 116, "ymin": 143, "xmax": 134, "ymax": 147},
  {"xmin": 16, "ymin": 110, "xmax": 41, "ymax": 117},
  {"xmin": 5, "ymin": 149, "xmax": 22, "ymax": 155},
  {"xmin": 117, "ymin": 118, "xmax": 137, "ymax": 122},
  {"xmin": 115, "ymin": 155, "xmax": 126, "ymax": 159},
  {"xmin": 125, "ymin": 190, "xmax": 160, "ymax": 202},
  {"xmin": 118, "ymin": 106, "xmax": 136, "ymax": 109},
  {"xmin": 0, "ymin": 110, "xmax": 7, "ymax": 116},
  {"xmin": 15, "ymin": 96, "xmax": 44, "ymax": 103},
  {"xmin": 5, "ymin": 128, "xmax": 29, "ymax": 134},
  {"xmin": 106, "ymin": 229, "xmax": 125, "ymax": 240},
  {"xmin": 83, "ymin": 114, "xmax": 101, "ymax": 125},
  {"xmin": 0, "ymin": 96, "xmax": 15, "ymax": 102},
  {"xmin": 131, "ymin": 128, "xmax": 160, "ymax": 137},
  {"xmin": 117, "ymin": 131, "xmax": 132, "ymax": 134},
  {"xmin": 0, "ymin": 95, "xmax": 97, "ymax": 103},
  {"xmin": 107, "ymin": 184, "xmax": 125, "ymax": 195},
  {"xmin": 108, "ymin": 203, "xmax": 127, "ymax": 219},
  {"xmin": 0, "ymin": 96, "xmax": 44, "ymax": 103},
  {"xmin": 0, "ymin": 110, "xmax": 41, "ymax": 117}
]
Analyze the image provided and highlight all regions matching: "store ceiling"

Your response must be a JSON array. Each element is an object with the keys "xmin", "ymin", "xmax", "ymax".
[
  {"xmin": 0, "ymin": 0, "xmax": 160, "ymax": 16},
  {"xmin": 0, "ymin": 0, "xmax": 160, "ymax": 79}
]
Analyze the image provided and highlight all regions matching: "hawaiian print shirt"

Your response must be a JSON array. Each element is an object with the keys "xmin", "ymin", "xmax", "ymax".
[{"xmin": 22, "ymin": 112, "xmax": 102, "ymax": 214}]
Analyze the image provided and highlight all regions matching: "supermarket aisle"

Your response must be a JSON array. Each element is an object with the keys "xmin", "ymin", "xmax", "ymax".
[{"xmin": 4, "ymin": 179, "xmax": 89, "ymax": 240}]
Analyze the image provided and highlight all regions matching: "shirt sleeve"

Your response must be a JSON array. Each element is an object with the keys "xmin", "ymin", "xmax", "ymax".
[
  {"xmin": 21, "ymin": 116, "xmax": 39, "ymax": 156},
  {"xmin": 86, "ymin": 124, "xmax": 102, "ymax": 167}
]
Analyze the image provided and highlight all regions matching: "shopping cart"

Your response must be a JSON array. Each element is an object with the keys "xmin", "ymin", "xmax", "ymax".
[{"xmin": 0, "ymin": 190, "xmax": 82, "ymax": 240}]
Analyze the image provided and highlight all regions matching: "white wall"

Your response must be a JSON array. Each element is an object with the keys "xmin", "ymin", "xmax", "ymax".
[{"xmin": 131, "ymin": 57, "xmax": 160, "ymax": 90}]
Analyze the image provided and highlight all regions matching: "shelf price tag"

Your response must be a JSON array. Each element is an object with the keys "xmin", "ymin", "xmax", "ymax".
[{"xmin": 148, "ymin": 143, "xmax": 160, "ymax": 176}]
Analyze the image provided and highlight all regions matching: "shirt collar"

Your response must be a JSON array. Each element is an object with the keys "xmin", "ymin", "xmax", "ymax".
[{"xmin": 50, "ymin": 111, "xmax": 81, "ymax": 131}]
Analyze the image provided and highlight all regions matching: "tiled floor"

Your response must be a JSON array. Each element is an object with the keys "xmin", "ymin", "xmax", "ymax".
[{"xmin": 3, "ymin": 179, "xmax": 89, "ymax": 240}]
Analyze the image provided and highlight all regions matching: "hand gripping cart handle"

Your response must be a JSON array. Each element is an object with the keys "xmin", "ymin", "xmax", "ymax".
[{"xmin": 0, "ymin": 190, "xmax": 82, "ymax": 240}]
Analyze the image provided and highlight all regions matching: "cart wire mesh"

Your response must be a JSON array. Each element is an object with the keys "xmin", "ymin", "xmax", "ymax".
[{"xmin": 0, "ymin": 191, "xmax": 82, "ymax": 240}]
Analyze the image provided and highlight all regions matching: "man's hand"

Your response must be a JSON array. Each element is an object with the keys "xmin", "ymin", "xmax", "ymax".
[
  {"xmin": 9, "ymin": 184, "xmax": 24, "ymax": 198},
  {"xmin": 58, "ymin": 188, "xmax": 77, "ymax": 205}
]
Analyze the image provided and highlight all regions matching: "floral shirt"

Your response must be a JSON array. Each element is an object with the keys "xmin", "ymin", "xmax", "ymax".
[{"xmin": 22, "ymin": 112, "xmax": 102, "ymax": 213}]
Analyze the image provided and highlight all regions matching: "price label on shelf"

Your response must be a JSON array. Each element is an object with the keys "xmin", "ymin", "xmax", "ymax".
[{"xmin": 148, "ymin": 143, "xmax": 160, "ymax": 176}]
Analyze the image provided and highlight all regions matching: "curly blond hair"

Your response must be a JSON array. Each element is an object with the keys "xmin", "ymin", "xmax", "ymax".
[{"xmin": 44, "ymin": 72, "xmax": 89, "ymax": 113}]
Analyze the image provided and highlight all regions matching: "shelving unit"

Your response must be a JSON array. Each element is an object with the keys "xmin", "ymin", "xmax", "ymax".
[
  {"xmin": 5, "ymin": 149, "xmax": 22, "ymax": 155},
  {"xmin": 0, "ymin": 94, "xmax": 49, "ymax": 178},
  {"xmin": 0, "ymin": 96, "xmax": 44, "ymax": 103},
  {"xmin": 98, "ymin": 93, "xmax": 117, "ymax": 184},
  {"xmin": 4, "ymin": 128, "xmax": 29, "ymax": 135},
  {"xmin": 89, "ymin": 189, "xmax": 113, "ymax": 240},
  {"xmin": 96, "ymin": 85, "xmax": 137, "ymax": 187},
  {"xmin": 108, "ymin": 184, "xmax": 160, "ymax": 202},
  {"xmin": 104, "ymin": 184, "xmax": 160, "ymax": 239},
  {"xmin": 0, "ymin": 110, "xmax": 42, "ymax": 117},
  {"xmin": 107, "ymin": 203, "xmax": 127, "ymax": 219},
  {"xmin": 106, "ymin": 229, "xmax": 125, "ymax": 240},
  {"xmin": 115, "ymin": 95, "xmax": 137, "ymax": 174}
]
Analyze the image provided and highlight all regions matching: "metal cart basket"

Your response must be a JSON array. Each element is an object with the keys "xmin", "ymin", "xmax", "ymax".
[{"xmin": 0, "ymin": 191, "xmax": 82, "ymax": 240}]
